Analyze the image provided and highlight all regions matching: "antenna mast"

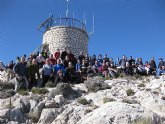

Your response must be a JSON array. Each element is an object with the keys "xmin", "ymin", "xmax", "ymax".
[
  {"xmin": 66, "ymin": 0, "xmax": 69, "ymax": 18},
  {"xmin": 88, "ymin": 14, "xmax": 95, "ymax": 36}
]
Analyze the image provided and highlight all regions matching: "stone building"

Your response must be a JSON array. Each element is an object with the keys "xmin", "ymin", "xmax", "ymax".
[{"xmin": 41, "ymin": 18, "xmax": 89, "ymax": 57}]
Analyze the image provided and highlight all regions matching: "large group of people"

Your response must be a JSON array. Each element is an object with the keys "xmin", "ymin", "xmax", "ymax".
[{"xmin": 1, "ymin": 47, "xmax": 165, "ymax": 91}]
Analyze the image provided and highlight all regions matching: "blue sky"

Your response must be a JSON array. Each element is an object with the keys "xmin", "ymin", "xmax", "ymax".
[{"xmin": 0, "ymin": 0, "xmax": 165, "ymax": 64}]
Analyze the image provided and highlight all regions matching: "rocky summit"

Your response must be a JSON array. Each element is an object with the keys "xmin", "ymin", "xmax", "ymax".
[{"xmin": 0, "ymin": 73, "xmax": 165, "ymax": 124}]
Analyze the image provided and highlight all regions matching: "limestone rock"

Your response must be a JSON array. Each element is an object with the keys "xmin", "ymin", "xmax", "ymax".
[
  {"xmin": 38, "ymin": 108, "xmax": 59, "ymax": 124},
  {"xmin": 54, "ymin": 95, "xmax": 65, "ymax": 106},
  {"xmin": 77, "ymin": 102, "xmax": 162, "ymax": 124}
]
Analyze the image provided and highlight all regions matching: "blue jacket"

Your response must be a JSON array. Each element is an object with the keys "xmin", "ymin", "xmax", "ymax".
[
  {"xmin": 76, "ymin": 63, "xmax": 81, "ymax": 72},
  {"xmin": 53, "ymin": 64, "xmax": 65, "ymax": 75},
  {"xmin": 42, "ymin": 64, "xmax": 53, "ymax": 76}
]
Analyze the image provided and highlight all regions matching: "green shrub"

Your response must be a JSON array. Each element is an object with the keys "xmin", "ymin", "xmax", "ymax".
[
  {"xmin": 118, "ymin": 73, "xmax": 125, "ymax": 78},
  {"xmin": 138, "ymin": 83, "xmax": 145, "ymax": 87},
  {"xmin": 28, "ymin": 113, "xmax": 40, "ymax": 123},
  {"xmin": 18, "ymin": 89, "xmax": 29, "ymax": 96},
  {"xmin": 127, "ymin": 89, "xmax": 135, "ymax": 96},
  {"xmin": 131, "ymin": 118, "xmax": 152, "ymax": 124},
  {"xmin": 5, "ymin": 103, "xmax": 14, "ymax": 109},
  {"xmin": 134, "ymin": 74, "xmax": 143, "ymax": 80},
  {"xmin": 77, "ymin": 98, "xmax": 89, "ymax": 105},
  {"xmin": 31, "ymin": 87, "xmax": 48, "ymax": 95},
  {"xmin": 122, "ymin": 99, "xmax": 133, "ymax": 104},
  {"xmin": 105, "ymin": 76, "xmax": 112, "ymax": 80},
  {"xmin": 0, "ymin": 82, "xmax": 15, "ymax": 89},
  {"xmin": 152, "ymin": 91, "xmax": 159, "ymax": 95},
  {"xmin": 45, "ymin": 82, "xmax": 56, "ymax": 88},
  {"xmin": 103, "ymin": 97, "xmax": 116, "ymax": 103}
]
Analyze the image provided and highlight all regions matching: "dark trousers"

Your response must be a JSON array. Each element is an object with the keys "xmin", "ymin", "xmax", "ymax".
[{"xmin": 42, "ymin": 75, "xmax": 50, "ymax": 87}]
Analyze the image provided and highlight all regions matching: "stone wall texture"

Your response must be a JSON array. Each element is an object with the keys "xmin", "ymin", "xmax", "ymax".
[{"xmin": 42, "ymin": 26, "xmax": 88, "ymax": 57}]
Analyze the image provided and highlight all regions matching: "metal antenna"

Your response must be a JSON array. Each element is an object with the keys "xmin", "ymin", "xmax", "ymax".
[
  {"xmin": 73, "ymin": 11, "xmax": 75, "ymax": 19},
  {"xmin": 66, "ymin": 0, "xmax": 69, "ymax": 18},
  {"xmin": 83, "ymin": 12, "xmax": 86, "ymax": 27},
  {"xmin": 88, "ymin": 14, "xmax": 95, "ymax": 36}
]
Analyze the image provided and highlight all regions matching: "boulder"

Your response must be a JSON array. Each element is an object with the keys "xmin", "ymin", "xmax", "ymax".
[
  {"xmin": 54, "ymin": 95, "xmax": 65, "ymax": 106},
  {"xmin": 45, "ymin": 100, "xmax": 59, "ymax": 108},
  {"xmin": 48, "ymin": 83, "xmax": 80, "ymax": 99},
  {"xmin": 77, "ymin": 102, "xmax": 163, "ymax": 124},
  {"xmin": 85, "ymin": 76, "xmax": 111, "ymax": 92},
  {"xmin": 0, "ymin": 89, "xmax": 15, "ymax": 99},
  {"xmin": 38, "ymin": 108, "xmax": 59, "ymax": 124}
]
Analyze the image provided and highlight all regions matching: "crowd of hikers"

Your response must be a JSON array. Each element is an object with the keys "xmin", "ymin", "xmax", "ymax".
[{"xmin": 1, "ymin": 47, "xmax": 165, "ymax": 91}]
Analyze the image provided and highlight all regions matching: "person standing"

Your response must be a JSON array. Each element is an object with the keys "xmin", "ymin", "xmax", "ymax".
[
  {"xmin": 13, "ymin": 57, "xmax": 28, "ymax": 91},
  {"xmin": 27, "ymin": 59, "xmax": 40, "ymax": 90}
]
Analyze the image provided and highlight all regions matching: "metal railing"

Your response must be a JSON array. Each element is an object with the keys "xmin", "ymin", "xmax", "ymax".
[{"xmin": 52, "ymin": 18, "xmax": 86, "ymax": 31}]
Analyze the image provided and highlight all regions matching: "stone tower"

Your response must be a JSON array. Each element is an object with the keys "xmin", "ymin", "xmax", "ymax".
[
  {"xmin": 37, "ymin": 0, "xmax": 93, "ymax": 57},
  {"xmin": 42, "ymin": 19, "xmax": 89, "ymax": 57}
]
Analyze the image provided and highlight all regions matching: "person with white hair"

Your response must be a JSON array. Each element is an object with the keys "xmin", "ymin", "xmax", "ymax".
[{"xmin": 36, "ymin": 53, "xmax": 45, "ymax": 68}]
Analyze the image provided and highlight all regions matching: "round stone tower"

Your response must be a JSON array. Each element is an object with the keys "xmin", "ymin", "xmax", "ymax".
[{"xmin": 40, "ymin": 17, "xmax": 89, "ymax": 57}]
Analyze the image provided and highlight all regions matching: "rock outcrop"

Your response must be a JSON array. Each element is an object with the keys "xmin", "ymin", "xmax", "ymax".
[{"xmin": 0, "ymin": 76, "xmax": 165, "ymax": 124}]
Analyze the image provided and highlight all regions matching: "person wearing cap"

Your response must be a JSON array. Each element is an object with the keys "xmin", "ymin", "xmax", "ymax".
[{"xmin": 13, "ymin": 57, "xmax": 29, "ymax": 91}]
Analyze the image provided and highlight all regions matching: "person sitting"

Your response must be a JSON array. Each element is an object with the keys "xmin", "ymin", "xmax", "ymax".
[
  {"xmin": 65, "ymin": 62, "xmax": 76, "ymax": 83},
  {"xmin": 86, "ymin": 62, "xmax": 97, "ymax": 77},
  {"xmin": 158, "ymin": 58, "xmax": 164, "ymax": 70},
  {"xmin": 76, "ymin": 59, "xmax": 81, "ymax": 73},
  {"xmin": 63, "ymin": 55, "xmax": 70, "ymax": 68},
  {"xmin": 78, "ymin": 51, "xmax": 85, "ymax": 64},
  {"xmin": 93, "ymin": 60, "xmax": 100, "ymax": 73},
  {"xmin": 81, "ymin": 59, "xmax": 88, "ymax": 78},
  {"xmin": 108, "ymin": 64, "xmax": 118, "ymax": 78},
  {"xmin": 144, "ymin": 61, "xmax": 151, "ymax": 75},
  {"xmin": 27, "ymin": 59, "xmax": 40, "ymax": 90},
  {"xmin": 137, "ymin": 58, "xmax": 146, "ymax": 75},
  {"xmin": 53, "ymin": 58, "xmax": 65, "ymax": 76},
  {"xmin": 156, "ymin": 66, "xmax": 165, "ymax": 77},
  {"xmin": 99, "ymin": 62, "xmax": 108, "ymax": 77},
  {"xmin": 90, "ymin": 54, "xmax": 96, "ymax": 66},
  {"xmin": 54, "ymin": 70, "xmax": 68, "ymax": 85},
  {"xmin": 97, "ymin": 54, "xmax": 103, "ymax": 66},
  {"xmin": 42, "ymin": 58, "xmax": 53, "ymax": 87}
]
